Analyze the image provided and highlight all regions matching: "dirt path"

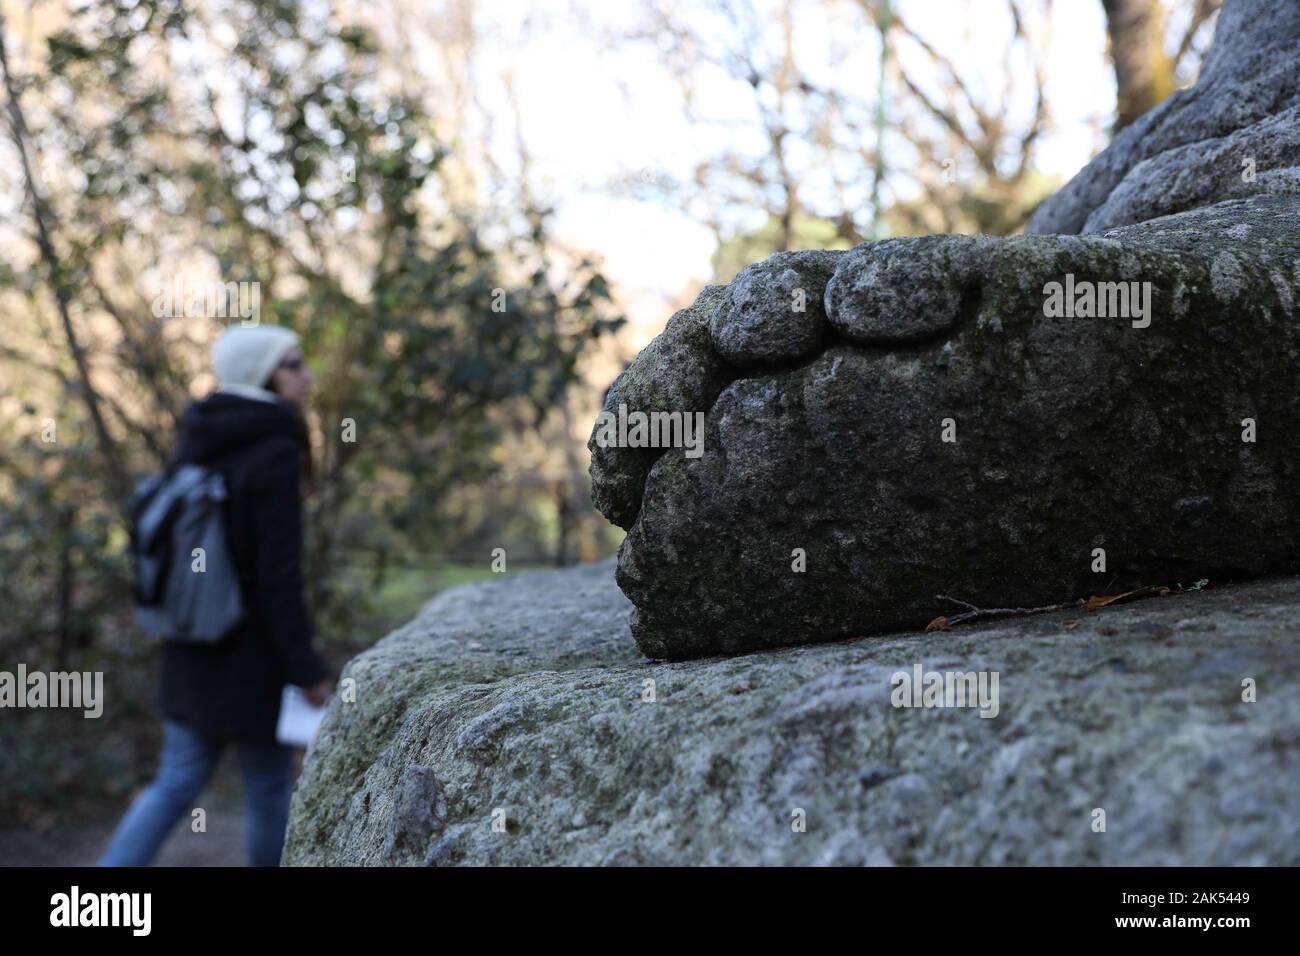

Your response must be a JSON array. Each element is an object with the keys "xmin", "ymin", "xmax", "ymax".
[{"xmin": 1, "ymin": 766, "xmax": 255, "ymax": 867}]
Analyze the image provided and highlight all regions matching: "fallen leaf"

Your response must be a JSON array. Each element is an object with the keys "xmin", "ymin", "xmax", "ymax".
[
  {"xmin": 1064, "ymin": 620, "xmax": 1080, "ymax": 631},
  {"xmin": 925, "ymin": 616, "xmax": 951, "ymax": 632},
  {"xmin": 1084, "ymin": 585, "xmax": 1171, "ymax": 612}
]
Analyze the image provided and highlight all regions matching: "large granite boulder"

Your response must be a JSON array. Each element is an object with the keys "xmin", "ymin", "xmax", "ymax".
[
  {"xmin": 282, "ymin": 0, "xmax": 1300, "ymax": 866},
  {"xmin": 589, "ymin": 0, "xmax": 1300, "ymax": 660},
  {"xmin": 283, "ymin": 563, "xmax": 1300, "ymax": 865}
]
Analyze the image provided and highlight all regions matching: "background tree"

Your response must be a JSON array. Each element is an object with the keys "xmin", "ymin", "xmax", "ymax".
[
  {"xmin": 1102, "ymin": 0, "xmax": 1220, "ymax": 130},
  {"xmin": 0, "ymin": 0, "xmax": 620, "ymax": 821},
  {"xmin": 616, "ymin": 0, "xmax": 1220, "ymax": 279},
  {"xmin": 614, "ymin": 0, "xmax": 1063, "ymax": 279}
]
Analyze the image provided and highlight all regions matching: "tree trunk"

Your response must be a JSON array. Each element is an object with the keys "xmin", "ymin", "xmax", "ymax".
[{"xmin": 1102, "ymin": 0, "xmax": 1174, "ymax": 129}]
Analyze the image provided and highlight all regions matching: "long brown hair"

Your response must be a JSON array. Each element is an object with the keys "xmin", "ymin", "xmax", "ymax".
[{"xmin": 264, "ymin": 380, "xmax": 316, "ymax": 496}]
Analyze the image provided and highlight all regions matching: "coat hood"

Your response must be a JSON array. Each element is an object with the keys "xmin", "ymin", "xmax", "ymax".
[{"xmin": 174, "ymin": 392, "xmax": 304, "ymax": 465}]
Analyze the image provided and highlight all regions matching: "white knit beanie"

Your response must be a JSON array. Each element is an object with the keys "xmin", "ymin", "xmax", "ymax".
[{"xmin": 212, "ymin": 325, "xmax": 300, "ymax": 403}]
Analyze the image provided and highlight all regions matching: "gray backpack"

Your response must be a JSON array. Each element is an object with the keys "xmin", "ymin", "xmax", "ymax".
[{"xmin": 131, "ymin": 463, "xmax": 245, "ymax": 642}]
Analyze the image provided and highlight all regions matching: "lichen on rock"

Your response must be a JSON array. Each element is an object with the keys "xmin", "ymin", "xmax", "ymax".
[{"xmin": 284, "ymin": 563, "xmax": 1300, "ymax": 865}]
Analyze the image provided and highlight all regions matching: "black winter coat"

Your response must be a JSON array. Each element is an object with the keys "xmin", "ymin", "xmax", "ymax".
[{"xmin": 157, "ymin": 392, "xmax": 331, "ymax": 744}]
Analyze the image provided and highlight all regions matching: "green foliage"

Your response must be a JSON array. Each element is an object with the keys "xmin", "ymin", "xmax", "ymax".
[{"xmin": 0, "ymin": 0, "xmax": 622, "ymax": 815}]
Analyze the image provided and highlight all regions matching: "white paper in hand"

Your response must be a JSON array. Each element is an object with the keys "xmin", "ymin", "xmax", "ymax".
[{"xmin": 277, "ymin": 685, "xmax": 327, "ymax": 749}]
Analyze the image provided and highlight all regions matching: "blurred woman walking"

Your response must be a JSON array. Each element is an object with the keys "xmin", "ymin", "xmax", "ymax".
[{"xmin": 99, "ymin": 324, "xmax": 333, "ymax": 867}]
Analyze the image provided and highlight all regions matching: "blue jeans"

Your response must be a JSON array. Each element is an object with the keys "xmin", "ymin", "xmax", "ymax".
[{"xmin": 98, "ymin": 720, "xmax": 295, "ymax": 867}]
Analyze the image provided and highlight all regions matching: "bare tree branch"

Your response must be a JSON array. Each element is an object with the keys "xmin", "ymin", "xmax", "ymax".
[{"xmin": 0, "ymin": 12, "xmax": 130, "ymax": 503}]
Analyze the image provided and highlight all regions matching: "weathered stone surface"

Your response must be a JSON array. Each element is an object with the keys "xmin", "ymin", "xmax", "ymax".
[
  {"xmin": 1080, "ymin": 105, "xmax": 1300, "ymax": 232},
  {"xmin": 284, "ymin": 563, "xmax": 1300, "ymax": 865},
  {"xmin": 709, "ymin": 250, "xmax": 840, "ymax": 363},
  {"xmin": 588, "ymin": 284, "xmax": 732, "ymax": 531},
  {"xmin": 591, "ymin": 0, "xmax": 1300, "ymax": 660},
  {"xmin": 613, "ymin": 195, "xmax": 1300, "ymax": 659},
  {"xmin": 825, "ymin": 235, "xmax": 992, "ymax": 344}
]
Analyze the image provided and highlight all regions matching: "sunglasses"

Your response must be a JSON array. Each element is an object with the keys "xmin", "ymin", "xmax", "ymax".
[{"xmin": 278, "ymin": 357, "xmax": 305, "ymax": 372}]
